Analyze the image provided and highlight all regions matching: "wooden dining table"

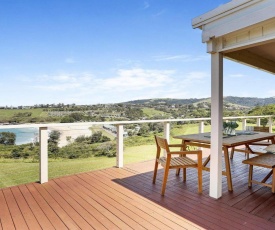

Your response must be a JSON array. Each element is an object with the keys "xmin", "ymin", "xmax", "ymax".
[{"xmin": 174, "ymin": 131, "xmax": 275, "ymax": 191}]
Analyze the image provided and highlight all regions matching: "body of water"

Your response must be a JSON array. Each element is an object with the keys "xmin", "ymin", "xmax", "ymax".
[{"xmin": 0, "ymin": 128, "xmax": 39, "ymax": 145}]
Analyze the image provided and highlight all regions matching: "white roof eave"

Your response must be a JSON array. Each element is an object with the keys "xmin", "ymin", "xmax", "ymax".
[{"xmin": 192, "ymin": 0, "xmax": 263, "ymax": 29}]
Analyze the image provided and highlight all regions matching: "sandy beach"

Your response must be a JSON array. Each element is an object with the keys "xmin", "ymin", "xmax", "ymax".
[{"xmin": 49, "ymin": 125, "xmax": 92, "ymax": 147}]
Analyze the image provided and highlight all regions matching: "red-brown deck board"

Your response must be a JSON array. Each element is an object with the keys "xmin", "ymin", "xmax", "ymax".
[{"xmin": 1, "ymin": 152, "xmax": 275, "ymax": 230}]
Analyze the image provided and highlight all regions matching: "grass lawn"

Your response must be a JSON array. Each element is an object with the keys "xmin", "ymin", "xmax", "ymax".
[
  {"xmin": 0, "ymin": 156, "xmax": 116, "ymax": 188},
  {"xmin": 0, "ymin": 144, "xmax": 156, "ymax": 189}
]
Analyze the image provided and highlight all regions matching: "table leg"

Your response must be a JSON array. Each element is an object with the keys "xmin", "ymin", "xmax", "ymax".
[{"xmin": 224, "ymin": 147, "xmax": 233, "ymax": 191}]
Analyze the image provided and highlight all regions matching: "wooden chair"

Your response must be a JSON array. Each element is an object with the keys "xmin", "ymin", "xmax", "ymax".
[
  {"xmin": 230, "ymin": 126, "xmax": 271, "ymax": 159},
  {"xmin": 153, "ymin": 135, "xmax": 202, "ymax": 195},
  {"xmin": 242, "ymin": 154, "xmax": 275, "ymax": 193}
]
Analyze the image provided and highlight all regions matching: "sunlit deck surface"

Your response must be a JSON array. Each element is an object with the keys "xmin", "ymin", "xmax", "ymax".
[{"xmin": 1, "ymin": 152, "xmax": 275, "ymax": 230}]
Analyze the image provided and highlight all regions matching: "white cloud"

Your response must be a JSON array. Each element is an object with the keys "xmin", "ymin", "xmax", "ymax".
[
  {"xmin": 153, "ymin": 10, "xmax": 165, "ymax": 17},
  {"xmin": 99, "ymin": 68, "xmax": 175, "ymax": 90},
  {"xmin": 19, "ymin": 69, "xmax": 211, "ymax": 104},
  {"xmin": 228, "ymin": 74, "xmax": 245, "ymax": 78},
  {"xmin": 154, "ymin": 54, "xmax": 209, "ymax": 62},
  {"xmin": 143, "ymin": 1, "xmax": 150, "ymax": 9}
]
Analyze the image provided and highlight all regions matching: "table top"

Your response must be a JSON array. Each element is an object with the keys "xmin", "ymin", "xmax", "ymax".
[{"xmin": 174, "ymin": 131, "xmax": 275, "ymax": 147}]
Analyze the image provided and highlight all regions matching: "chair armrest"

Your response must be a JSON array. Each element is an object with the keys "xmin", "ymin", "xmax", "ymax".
[
  {"xmin": 169, "ymin": 150, "xmax": 202, "ymax": 155},
  {"xmin": 168, "ymin": 144, "xmax": 185, "ymax": 148}
]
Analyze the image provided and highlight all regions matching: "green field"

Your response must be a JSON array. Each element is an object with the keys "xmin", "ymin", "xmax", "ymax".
[
  {"xmin": 0, "ymin": 108, "xmax": 47, "ymax": 120},
  {"xmin": 142, "ymin": 108, "xmax": 169, "ymax": 117}
]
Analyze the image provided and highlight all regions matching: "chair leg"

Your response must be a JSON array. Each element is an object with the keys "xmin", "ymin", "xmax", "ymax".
[
  {"xmin": 197, "ymin": 151, "xmax": 203, "ymax": 193},
  {"xmin": 248, "ymin": 165, "xmax": 253, "ymax": 188},
  {"xmin": 272, "ymin": 168, "xmax": 275, "ymax": 193},
  {"xmin": 198, "ymin": 166, "xmax": 202, "ymax": 193},
  {"xmin": 161, "ymin": 163, "xmax": 170, "ymax": 196},
  {"xmin": 152, "ymin": 161, "xmax": 159, "ymax": 184},
  {"xmin": 183, "ymin": 168, "xmax": 186, "ymax": 181},
  {"xmin": 176, "ymin": 168, "xmax": 180, "ymax": 176},
  {"xmin": 230, "ymin": 147, "xmax": 235, "ymax": 159}
]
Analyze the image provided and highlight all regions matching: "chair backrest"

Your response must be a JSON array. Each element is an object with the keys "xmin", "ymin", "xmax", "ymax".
[
  {"xmin": 155, "ymin": 136, "xmax": 169, "ymax": 152},
  {"xmin": 253, "ymin": 126, "xmax": 269, "ymax": 132}
]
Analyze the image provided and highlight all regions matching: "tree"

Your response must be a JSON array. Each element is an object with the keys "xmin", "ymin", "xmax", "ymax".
[
  {"xmin": 138, "ymin": 124, "xmax": 150, "ymax": 137},
  {"xmin": 70, "ymin": 112, "xmax": 83, "ymax": 121},
  {"xmin": 60, "ymin": 116, "xmax": 75, "ymax": 123},
  {"xmin": 0, "ymin": 132, "xmax": 16, "ymax": 145},
  {"xmin": 48, "ymin": 130, "xmax": 61, "ymax": 158}
]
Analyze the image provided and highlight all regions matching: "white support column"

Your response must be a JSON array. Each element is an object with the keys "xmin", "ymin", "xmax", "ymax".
[
  {"xmin": 164, "ymin": 122, "xmax": 170, "ymax": 143},
  {"xmin": 242, "ymin": 119, "xmax": 247, "ymax": 131},
  {"xmin": 256, "ymin": 118, "xmax": 261, "ymax": 126},
  {"xmin": 269, "ymin": 117, "xmax": 273, "ymax": 133},
  {"xmin": 199, "ymin": 121, "xmax": 204, "ymax": 133},
  {"xmin": 210, "ymin": 52, "xmax": 223, "ymax": 199},
  {"xmin": 39, "ymin": 127, "xmax": 48, "ymax": 184},
  {"xmin": 116, "ymin": 124, "xmax": 124, "ymax": 168}
]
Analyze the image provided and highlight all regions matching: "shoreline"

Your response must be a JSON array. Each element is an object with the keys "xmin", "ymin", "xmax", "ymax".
[{"xmin": 49, "ymin": 125, "xmax": 92, "ymax": 147}]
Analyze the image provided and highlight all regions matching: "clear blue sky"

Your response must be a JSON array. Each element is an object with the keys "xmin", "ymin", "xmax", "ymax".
[{"xmin": 1, "ymin": 0, "xmax": 274, "ymax": 106}]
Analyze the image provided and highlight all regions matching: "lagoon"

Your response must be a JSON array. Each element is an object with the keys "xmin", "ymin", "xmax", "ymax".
[{"xmin": 0, "ymin": 128, "xmax": 39, "ymax": 145}]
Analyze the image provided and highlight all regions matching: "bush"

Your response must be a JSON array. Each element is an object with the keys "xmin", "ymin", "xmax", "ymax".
[
  {"xmin": 0, "ymin": 132, "xmax": 16, "ymax": 145},
  {"xmin": 94, "ymin": 142, "xmax": 116, "ymax": 157}
]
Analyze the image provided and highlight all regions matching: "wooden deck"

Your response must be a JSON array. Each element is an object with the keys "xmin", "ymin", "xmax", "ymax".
[{"xmin": 1, "ymin": 152, "xmax": 275, "ymax": 230}]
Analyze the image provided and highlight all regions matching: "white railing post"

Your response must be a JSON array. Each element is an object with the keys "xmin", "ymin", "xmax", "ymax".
[
  {"xmin": 199, "ymin": 121, "xmax": 204, "ymax": 133},
  {"xmin": 116, "ymin": 124, "xmax": 124, "ymax": 168},
  {"xmin": 198, "ymin": 121, "xmax": 205, "ymax": 150},
  {"xmin": 39, "ymin": 127, "xmax": 48, "ymax": 184},
  {"xmin": 256, "ymin": 118, "xmax": 261, "ymax": 126},
  {"xmin": 164, "ymin": 122, "xmax": 170, "ymax": 143},
  {"xmin": 242, "ymin": 119, "xmax": 246, "ymax": 131},
  {"xmin": 269, "ymin": 117, "xmax": 273, "ymax": 133}
]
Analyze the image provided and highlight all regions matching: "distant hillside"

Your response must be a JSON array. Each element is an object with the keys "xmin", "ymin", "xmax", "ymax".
[
  {"xmin": 224, "ymin": 96, "xmax": 275, "ymax": 107},
  {"xmin": 123, "ymin": 98, "xmax": 208, "ymax": 105},
  {"xmin": 124, "ymin": 97, "xmax": 275, "ymax": 107}
]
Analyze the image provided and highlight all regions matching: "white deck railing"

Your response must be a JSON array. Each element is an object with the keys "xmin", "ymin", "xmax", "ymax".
[{"xmin": 0, "ymin": 115, "xmax": 273, "ymax": 184}]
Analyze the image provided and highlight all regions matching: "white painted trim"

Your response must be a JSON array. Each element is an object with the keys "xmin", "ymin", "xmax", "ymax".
[
  {"xmin": 164, "ymin": 122, "xmax": 170, "ymax": 143},
  {"xmin": 116, "ymin": 125, "xmax": 124, "ymax": 168},
  {"xmin": 210, "ymin": 53, "xmax": 223, "ymax": 199},
  {"xmin": 242, "ymin": 119, "xmax": 247, "ymax": 131},
  {"xmin": 269, "ymin": 117, "xmax": 273, "ymax": 133},
  {"xmin": 257, "ymin": 118, "xmax": 261, "ymax": 126},
  {"xmin": 192, "ymin": 0, "xmax": 263, "ymax": 29},
  {"xmin": 199, "ymin": 121, "xmax": 204, "ymax": 133},
  {"xmin": 39, "ymin": 127, "xmax": 48, "ymax": 184}
]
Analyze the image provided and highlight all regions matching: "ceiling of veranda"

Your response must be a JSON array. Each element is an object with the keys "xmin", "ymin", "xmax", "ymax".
[{"xmin": 224, "ymin": 41, "xmax": 275, "ymax": 74}]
